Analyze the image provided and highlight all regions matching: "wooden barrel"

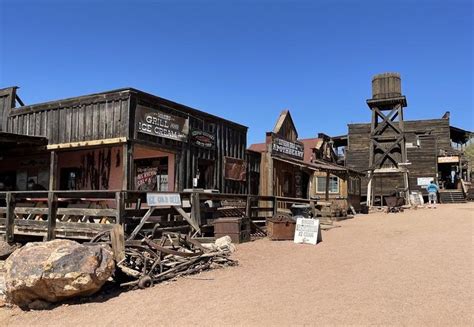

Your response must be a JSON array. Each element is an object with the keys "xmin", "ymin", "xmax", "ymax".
[{"xmin": 372, "ymin": 72, "xmax": 402, "ymax": 99}]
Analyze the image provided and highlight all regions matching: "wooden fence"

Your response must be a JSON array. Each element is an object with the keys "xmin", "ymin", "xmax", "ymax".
[{"xmin": 0, "ymin": 190, "xmax": 317, "ymax": 242}]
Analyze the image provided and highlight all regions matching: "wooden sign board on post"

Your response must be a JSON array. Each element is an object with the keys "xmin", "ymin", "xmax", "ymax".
[
  {"xmin": 294, "ymin": 218, "xmax": 321, "ymax": 245},
  {"xmin": 146, "ymin": 193, "xmax": 182, "ymax": 207}
]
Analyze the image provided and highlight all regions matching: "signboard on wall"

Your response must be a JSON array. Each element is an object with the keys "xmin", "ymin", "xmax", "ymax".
[
  {"xmin": 271, "ymin": 135, "xmax": 304, "ymax": 160},
  {"xmin": 191, "ymin": 130, "xmax": 215, "ymax": 149},
  {"xmin": 224, "ymin": 157, "xmax": 247, "ymax": 181},
  {"xmin": 136, "ymin": 105, "xmax": 189, "ymax": 142},
  {"xmin": 438, "ymin": 156, "xmax": 459, "ymax": 163},
  {"xmin": 417, "ymin": 177, "xmax": 434, "ymax": 186}
]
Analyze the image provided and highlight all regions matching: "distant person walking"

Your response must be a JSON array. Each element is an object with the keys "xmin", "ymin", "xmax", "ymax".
[{"xmin": 426, "ymin": 181, "xmax": 439, "ymax": 208}]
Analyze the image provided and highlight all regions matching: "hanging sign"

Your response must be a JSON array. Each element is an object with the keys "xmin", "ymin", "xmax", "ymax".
[
  {"xmin": 136, "ymin": 105, "xmax": 189, "ymax": 142},
  {"xmin": 272, "ymin": 135, "xmax": 304, "ymax": 160},
  {"xmin": 437, "ymin": 156, "xmax": 459, "ymax": 163},
  {"xmin": 191, "ymin": 130, "xmax": 215, "ymax": 149},
  {"xmin": 147, "ymin": 193, "xmax": 182, "ymax": 207},
  {"xmin": 294, "ymin": 218, "xmax": 321, "ymax": 245},
  {"xmin": 224, "ymin": 157, "xmax": 247, "ymax": 181}
]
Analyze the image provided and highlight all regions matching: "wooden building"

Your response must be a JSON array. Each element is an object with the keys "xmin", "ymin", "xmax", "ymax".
[
  {"xmin": 249, "ymin": 110, "xmax": 362, "ymax": 210},
  {"xmin": 342, "ymin": 74, "xmax": 472, "ymax": 203},
  {"xmin": 0, "ymin": 86, "xmax": 249, "ymax": 193}
]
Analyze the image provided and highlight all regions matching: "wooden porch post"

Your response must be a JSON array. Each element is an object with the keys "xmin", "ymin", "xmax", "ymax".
[
  {"xmin": 49, "ymin": 151, "xmax": 58, "ymax": 191},
  {"xmin": 122, "ymin": 142, "xmax": 133, "ymax": 191},
  {"xmin": 325, "ymin": 171, "xmax": 330, "ymax": 201},
  {"xmin": 47, "ymin": 191, "xmax": 58, "ymax": 241},
  {"xmin": 5, "ymin": 192, "xmax": 15, "ymax": 243}
]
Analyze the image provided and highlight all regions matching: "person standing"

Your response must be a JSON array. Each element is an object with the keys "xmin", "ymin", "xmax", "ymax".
[{"xmin": 426, "ymin": 180, "xmax": 439, "ymax": 208}]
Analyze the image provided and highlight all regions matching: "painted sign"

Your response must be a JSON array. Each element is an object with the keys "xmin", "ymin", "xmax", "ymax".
[
  {"xmin": 272, "ymin": 135, "xmax": 304, "ymax": 160},
  {"xmin": 147, "ymin": 193, "xmax": 182, "ymax": 207},
  {"xmin": 294, "ymin": 218, "xmax": 320, "ymax": 245},
  {"xmin": 438, "ymin": 156, "xmax": 459, "ymax": 163},
  {"xmin": 191, "ymin": 130, "xmax": 215, "ymax": 149},
  {"xmin": 135, "ymin": 167, "xmax": 158, "ymax": 191},
  {"xmin": 224, "ymin": 157, "xmax": 247, "ymax": 181},
  {"xmin": 136, "ymin": 105, "xmax": 189, "ymax": 142},
  {"xmin": 417, "ymin": 177, "xmax": 434, "ymax": 186}
]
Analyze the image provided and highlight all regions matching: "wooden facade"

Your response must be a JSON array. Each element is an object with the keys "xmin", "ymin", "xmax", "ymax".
[
  {"xmin": 249, "ymin": 110, "xmax": 362, "ymax": 210},
  {"xmin": 346, "ymin": 117, "xmax": 470, "ymax": 197},
  {"xmin": 0, "ymin": 87, "xmax": 248, "ymax": 194}
]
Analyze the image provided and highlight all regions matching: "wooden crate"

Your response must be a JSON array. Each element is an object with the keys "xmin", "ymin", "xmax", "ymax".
[
  {"xmin": 213, "ymin": 217, "xmax": 251, "ymax": 244},
  {"xmin": 267, "ymin": 219, "xmax": 296, "ymax": 241}
]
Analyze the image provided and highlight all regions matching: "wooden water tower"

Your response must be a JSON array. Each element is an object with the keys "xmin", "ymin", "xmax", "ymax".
[{"xmin": 366, "ymin": 73, "xmax": 410, "ymax": 206}]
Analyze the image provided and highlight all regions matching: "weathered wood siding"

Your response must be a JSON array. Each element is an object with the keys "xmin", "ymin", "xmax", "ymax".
[
  {"xmin": 0, "ymin": 87, "xmax": 16, "ymax": 132},
  {"xmin": 347, "ymin": 119, "xmax": 449, "ymax": 196},
  {"xmin": 130, "ymin": 91, "xmax": 248, "ymax": 194},
  {"xmin": 6, "ymin": 90, "xmax": 131, "ymax": 144}
]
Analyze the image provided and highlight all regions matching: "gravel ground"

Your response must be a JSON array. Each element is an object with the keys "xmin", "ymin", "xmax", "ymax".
[{"xmin": 1, "ymin": 203, "xmax": 473, "ymax": 326}]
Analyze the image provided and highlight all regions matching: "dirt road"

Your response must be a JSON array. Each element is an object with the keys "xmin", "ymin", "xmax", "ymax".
[{"xmin": 1, "ymin": 203, "xmax": 473, "ymax": 326}]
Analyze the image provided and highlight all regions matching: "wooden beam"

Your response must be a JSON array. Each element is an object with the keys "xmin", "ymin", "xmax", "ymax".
[
  {"xmin": 49, "ymin": 151, "xmax": 58, "ymax": 191},
  {"xmin": 5, "ymin": 193, "xmax": 15, "ymax": 243},
  {"xmin": 174, "ymin": 206, "xmax": 200, "ymax": 234},
  {"xmin": 127, "ymin": 207, "xmax": 155, "ymax": 241},
  {"xmin": 325, "ymin": 171, "xmax": 330, "ymax": 201},
  {"xmin": 47, "ymin": 192, "xmax": 58, "ymax": 240},
  {"xmin": 46, "ymin": 137, "xmax": 127, "ymax": 150},
  {"xmin": 115, "ymin": 191, "xmax": 125, "ymax": 224}
]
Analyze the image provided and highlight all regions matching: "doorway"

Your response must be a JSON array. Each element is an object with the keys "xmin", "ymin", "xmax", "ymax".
[{"xmin": 197, "ymin": 159, "xmax": 214, "ymax": 189}]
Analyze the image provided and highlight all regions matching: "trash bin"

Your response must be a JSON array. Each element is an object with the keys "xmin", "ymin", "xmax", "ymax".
[{"xmin": 290, "ymin": 204, "xmax": 311, "ymax": 218}]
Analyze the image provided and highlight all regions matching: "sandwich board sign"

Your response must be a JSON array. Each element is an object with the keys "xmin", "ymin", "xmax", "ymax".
[{"xmin": 294, "ymin": 218, "xmax": 321, "ymax": 245}]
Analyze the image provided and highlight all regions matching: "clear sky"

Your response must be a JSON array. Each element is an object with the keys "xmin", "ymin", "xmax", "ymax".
[{"xmin": 1, "ymin": 0, "xmax": 472, "ymax": 145}]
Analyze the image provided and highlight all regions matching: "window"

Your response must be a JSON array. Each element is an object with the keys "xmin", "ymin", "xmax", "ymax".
[{"xmin": 316, "ymin": 175, "xmax": 339, "ymax": 194}]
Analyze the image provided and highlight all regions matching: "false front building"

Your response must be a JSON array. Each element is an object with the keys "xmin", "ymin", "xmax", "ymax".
[
  {"xmin": 0, "ymin": 86, "xmax": 248, "ymax": 193},
  {"xmin": 249, "ymin": 110, "xmax": 362, "ymax": 210}
]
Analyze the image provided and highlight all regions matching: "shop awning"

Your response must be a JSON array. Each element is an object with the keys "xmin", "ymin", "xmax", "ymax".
[{"xmin": 0, "ymin": 132, "xmax": 48, "ymax": 151}]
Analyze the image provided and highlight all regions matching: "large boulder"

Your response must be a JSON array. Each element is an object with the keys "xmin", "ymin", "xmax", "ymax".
[{"xmin": 5, "ymin": 239, "xmax": 115, "ymax": 307}]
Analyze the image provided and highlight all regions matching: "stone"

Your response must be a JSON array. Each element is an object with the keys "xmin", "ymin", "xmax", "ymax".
[
  {"xmin": 214, "ymin": 236, "xmax": 236, "ymax": 253},
  {"xmin": 5, "ymin": 239, "xmax": 115, "ymax": 307},
  {"xmin": 27, "ymin": 299, "xmax": 51, "ymax": 310},
  {"xmin": 0, "ymin": 241, "xmax": 21, "ymax": 260}
]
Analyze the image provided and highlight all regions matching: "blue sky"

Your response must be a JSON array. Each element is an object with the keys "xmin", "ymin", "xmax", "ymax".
[{"xmin": 0, "ymin": 0, "xmax": 472, "ymax": 145}]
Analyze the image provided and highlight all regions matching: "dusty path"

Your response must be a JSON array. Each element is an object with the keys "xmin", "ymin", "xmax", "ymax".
[{"xmin": 1, "ymin": 203, "xmax": 473, "ymax": 326}]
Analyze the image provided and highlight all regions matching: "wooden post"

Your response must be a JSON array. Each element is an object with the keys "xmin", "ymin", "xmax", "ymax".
[
  {"xmin": 47, "ymin": 192, "xmax": 58, "ymax": 241},
  {"xmin": 245, "ymin": 195, "xmax": 251, "ymax": 218},
  {"xmin": 325, "ymin": 171, "xmax": 330, "ymax": 201},
  {"xmin": 367, "ymin": 173, "xmax": 373, "ymax": 207},
  {"xmin": 122, "ymin": 142, "xmax": 133, "ymax": 191},
  {"xmin": 272, "ymin": 196, "xmax": 278, "ymax": 216},
  {"xmin": 191, "ymin": 191, "xmax": 201, "ymax": 226},
  {"xmin": 110, "ymin": 224, "xmax": 125, "ymax": 262},
  {"xmin": 5, "ymin": 192, "xmax": 15, "ymax": 243},
  {"xmin": 115, "ymin": 191, "xmax": 125, "ymax": 225},
  {"xmin": 49, "ymin": 151, "xmax": 58, "ymax": 190}
]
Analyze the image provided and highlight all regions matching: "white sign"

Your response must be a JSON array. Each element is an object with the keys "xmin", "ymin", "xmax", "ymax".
[
  {"xmin": 147, "ymin": 193, "xmax": 181, "ymax": 207},
  {"xmin": 438, "ymin": 156, "xmax": 459, "ymax": 163},
  {"xmin": 417, "ymin": 177, "xmax": 434, "ymax": 186},
  {"xmin": 294, "ymin": 218, "xmax": 321, "ymax": 245}
]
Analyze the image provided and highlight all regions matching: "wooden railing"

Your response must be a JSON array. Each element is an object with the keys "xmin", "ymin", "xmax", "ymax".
[{"xmin": 0, "ymin": 190, "xmax": 317, "ymax": 242}]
